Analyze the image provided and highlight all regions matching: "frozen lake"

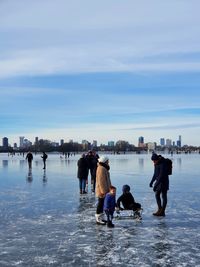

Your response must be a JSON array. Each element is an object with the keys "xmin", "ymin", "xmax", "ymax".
[{"xmin": 0, "ymin": 152, "xmax": 200, "ymax": 267}]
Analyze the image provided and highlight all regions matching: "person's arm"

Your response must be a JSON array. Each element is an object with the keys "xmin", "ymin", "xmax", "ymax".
[
  {"xmin": 104, "ymin": 194, "xmax": 110, "ymax": 211},
  {"xmin": 116, "ymin": 195, "xmax": 123, "ymax": 210},
  {"xmin": 153, "ymin": 164, "xmax": 164, "ymax": 191},
  {"xmin": 149, "ymin": 165, "xmax": 157, "ymax": 187}
]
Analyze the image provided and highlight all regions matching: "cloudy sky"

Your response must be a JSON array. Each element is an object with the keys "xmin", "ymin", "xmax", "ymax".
[{"xmin": 0, "ymin": 0, "xmax": 200, "ymax": 146}]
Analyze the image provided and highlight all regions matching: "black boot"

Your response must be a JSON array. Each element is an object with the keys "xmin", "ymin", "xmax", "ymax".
[{"xmin": 107, "ymin": 220, "xmax": 114, "ymax": 228}]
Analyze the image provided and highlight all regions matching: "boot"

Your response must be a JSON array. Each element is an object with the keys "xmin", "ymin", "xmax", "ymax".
[
  {"xmin": 157, "ymin": 208, "xmax": 165, "ymax": 217},
  {"xmin": 107, "ymin": 220, "xmax": 114, "ymax": 228},
  {"xmin": 95, "ymin": 214, "xmax": 106, "ymax": 225},
  {"xmin": 153, "ymin": 208, "xmax": 162, "ymax": 216},
  {"xmin": 80, "ymin": 189, "xmax": 82, "ymax": 194}
]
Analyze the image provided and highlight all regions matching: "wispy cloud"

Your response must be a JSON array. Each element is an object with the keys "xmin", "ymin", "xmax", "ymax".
[
  {"xmin": 1, "ymin": 1, "xmax": 200, "ymax": 145},
  {"xmin": 0, "ymin": 1, "xmax": 200, "ymax": 78}
]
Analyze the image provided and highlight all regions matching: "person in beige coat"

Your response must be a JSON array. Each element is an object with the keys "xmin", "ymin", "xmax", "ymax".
[{"xmin": 95, "ymin": 156, "xmax": 111, "ymax": 225}]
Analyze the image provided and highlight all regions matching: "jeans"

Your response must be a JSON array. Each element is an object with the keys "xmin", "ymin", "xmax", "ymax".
[
  {"xmin": 155, "ymin": 190, "xmax": 168, "ymax": 210},
  {"xmin": 79, "ymin": 179, "xmax": 86, "ymax": 191}
]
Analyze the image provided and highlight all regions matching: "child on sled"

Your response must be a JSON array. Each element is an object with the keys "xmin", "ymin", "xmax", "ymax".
[{"xmin": 116, "ymin": 184, "xmax": 142, "ymax": 219}]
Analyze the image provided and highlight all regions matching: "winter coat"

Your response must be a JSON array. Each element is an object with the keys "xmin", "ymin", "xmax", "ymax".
[
  {"xmin": 95, "ymin": 162, "xmax": 111, "ymax": 198},
  {"xmin": 150, "ymin": 157, "xmax": 169, "ymax": 191},
  {"xmin": 77, "ymin": 157, "xmax": 89, "ymax": 180},
  {"xmin": 26, "ymin": 152, "xmax": 33, "ymax": 162},
  {"xmin": 104, "ymin": 193, "xmax": 116, "ymax": 214},
  {"xmin": 116, "ymin": 192, "xmax": 135, "ymax": 209}
]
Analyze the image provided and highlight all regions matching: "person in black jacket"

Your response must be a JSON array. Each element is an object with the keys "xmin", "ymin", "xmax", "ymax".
[
  {"xmin": 26, "ymin": 151, "xmax": 33, "ymax": 169},
  {"xmin": 116, "ymin": 184, "xmax": 141, "ymax": 212},
  {"xmin": 77, "ymin": 154, "xmax": 89, "ymax": 194},
  {"xmin": 41, "ymin": 152, "xmax": 48, "ymax": 169},
  {"xmin": 86, "ymin": 150, "xmax": 99, "ymax": 192},
  {"xmin": 149, "ymin": 153, "xmax": 169, "ymax": 216}
]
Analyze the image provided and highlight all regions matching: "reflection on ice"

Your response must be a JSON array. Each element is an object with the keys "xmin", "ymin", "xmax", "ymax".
[{"xmin": 0, "ymin": 153, "xmax": 200, "ymax": 266}]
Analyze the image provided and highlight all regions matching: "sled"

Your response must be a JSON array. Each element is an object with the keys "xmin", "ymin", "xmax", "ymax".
[{"xmin": 114, "ymin": 209, "xmax": 143, "ymax": 221}]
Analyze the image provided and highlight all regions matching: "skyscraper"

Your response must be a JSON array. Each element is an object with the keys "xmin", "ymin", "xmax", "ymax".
[
  {"xmin": 2, "ymin": 137, "xmax": 8, "ymax": 148},
  {"xmin": 138, "ymin": 136, "xmax": 144, "ymax": 147},
  {"xmin": 177, "ymin": 135, "xmax": 182, "ymax": 147},
  {"xmin": 19, "ymin": 136, "xmax": 25, "ymax": 148},
  {"xmin": 160, "ymin": 138, "xmax": 165, "ymax": 146}
]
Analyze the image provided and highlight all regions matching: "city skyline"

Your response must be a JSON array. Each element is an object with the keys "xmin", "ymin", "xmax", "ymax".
[
  {"xmin": 1, "ymin": 1, "xmax": 200, "ymax": 146},
  {"xmin": 1, "ymin": 134, "xmax": 185, "ymax": 148}
]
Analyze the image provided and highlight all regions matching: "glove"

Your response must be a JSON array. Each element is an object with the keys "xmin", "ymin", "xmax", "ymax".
[{"xmin": 149, "ymin": 182, "xmax": 153, "ymax": 187}]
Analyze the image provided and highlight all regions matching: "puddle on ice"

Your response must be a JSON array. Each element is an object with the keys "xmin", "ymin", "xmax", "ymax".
[{"xmin": 0, "ymin": 153, "xmax": 200, "ymax": 266}]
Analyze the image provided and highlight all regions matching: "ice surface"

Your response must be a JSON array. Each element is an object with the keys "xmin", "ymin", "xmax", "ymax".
[{"xmin": 0, "ymin": 153, "xmax": 200, "ymax": 266}]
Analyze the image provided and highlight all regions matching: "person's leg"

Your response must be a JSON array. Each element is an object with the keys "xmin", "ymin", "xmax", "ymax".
[
  {"xmin": 106, "ymin": 211, "xmax": 114, "ymax": 228},
  {"xmin": 96, "ymin": 197, "xmax": 104, "ymax": 214},
  {"xmin": 28, "ymin": 161, "xmax": 32, "ymax": 169},
  {"xmin": 153, "ymin": 190, "xmax": 162, "ymax": 215},
  {"xmin": 95, "ymin": 197, "xmax": 106, "ymax": 225},
  {"xmin": 159, "ymin": 190, "xmax": 167, "ymax": 216},
  {"xmin": 79, "ymin": 179, "xmax": 82, "ymax": 194},
  {"xmin": 162, "ymin": 191, "xmax": 167, "ymax": 210},
  {"xmin": 92, "ymin": 173, "xmax": 96, "ymax": 192},
  {"xmin": 82, "ymin": 179, "xmax": 87, "ymax": 193}
]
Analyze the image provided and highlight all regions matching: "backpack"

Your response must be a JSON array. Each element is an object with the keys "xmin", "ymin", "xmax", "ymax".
[{"xmin": 164, "ymin": 158, "xmax": 173, "ymax": 175}]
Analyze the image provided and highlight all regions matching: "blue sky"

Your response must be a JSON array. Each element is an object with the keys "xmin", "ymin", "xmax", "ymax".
[{"xmin": 0, "ymin": 0, "xmax": 200, "ymax": 146}]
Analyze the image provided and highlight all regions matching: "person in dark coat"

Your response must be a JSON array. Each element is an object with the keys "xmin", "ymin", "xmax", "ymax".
[
  {"xmin": 86, "ymin": 150, "xmax": 99, "ymax": 192},
  {"xmin": 77, "ymin": 154, "xmax": 89, "ymax": 194},
  {"xmin": 26, "ymin": 151, "xmax": 33, "ymax": 169},
  {"xmin": 149, "ymin": 153, "xmax": 169, "ymax": 216},
  {"xmin": 41, "ymin": 152, "xmax": 48, "ymax": 169}
]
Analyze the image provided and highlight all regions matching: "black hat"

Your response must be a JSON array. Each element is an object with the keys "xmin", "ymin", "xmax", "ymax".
[{"xmin": 151, "ymin": 153, "xmax": 159, "ymax": 161}]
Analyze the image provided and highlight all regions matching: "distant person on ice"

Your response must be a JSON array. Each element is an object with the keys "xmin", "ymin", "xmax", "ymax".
[
  {"xmin": 149, "ymin": 153, "xmax": 170, "ymax": 217},
  {"xmin": 41, "ymin": 152, "xmax": 48, "ymax": 170},
  {"xmin": 26, "ymin": 151, "xmax": 33, "ymax": 169},
  {"xmin": 77, "ymin": 154, "xmax": 89, "ymax": 194},
  {"xmin": 95, "ymin": 156, "xmax": 111, "ymax": 225},
  {"xmin": 86, "ymin": 150, "xmax": 99, "ymax": 193}
]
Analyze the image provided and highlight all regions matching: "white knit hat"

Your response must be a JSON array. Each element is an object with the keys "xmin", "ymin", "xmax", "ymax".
[{"xmin": 98, "ymin": 156, "xmax": 109, "ymax": 163}]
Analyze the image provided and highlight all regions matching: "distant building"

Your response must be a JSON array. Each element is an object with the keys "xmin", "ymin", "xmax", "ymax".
[
  {"xmin": 82, "ymin": 140, "xmax": 90, "ymax": 150},
  {"xmin": 92, "ymin": 140, "xmax": 97, "ymax": 148},
  {"xmin": 19, "ymin": 136, "xmax": 25, "ymax": 148},
  {"xmin": 166, "ymin": 139, "xmax": 172, "ymax": 147},
  {"xmin": 14, "ymin": 143, "xmax": 18, "ymax": 149},
  {"xmin": 2, "ymin": 137, "xmax": 8, "ymax": 148},
  {"xmin": 23, "ymin": 138, "xmax": 32, "ymax": 148},
  {"xmin": 177, "ymin": 135, "xmax": 181, "ymax": 147},
  {"xmin": 108, "ymin": 141, "xmax": 115, "ymax": 147},
  {"xmin": 147, "ymin": 142, "xmax": 156, "ymax": 151},
  {"xmin": 160, "ymin": 138, "xmax": 165, "ymax": 146},
  {"xmin": 60, "ymin": 139, "xmax": 64, "ymax": 146},
  {"xmin": 35, "ymin": 137, "xmax": 39, "ymax": 145},
  {"xmin": 138, "ymin": 136, "xmax": 144, "ymax": 147}
]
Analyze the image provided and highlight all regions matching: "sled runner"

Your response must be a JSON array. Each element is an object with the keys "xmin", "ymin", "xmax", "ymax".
[{"xmin": 114, "ymin": 208, "xmax": 143, "ymax": 221}]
